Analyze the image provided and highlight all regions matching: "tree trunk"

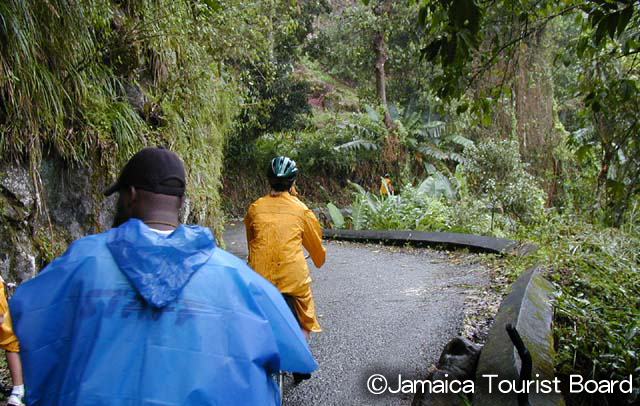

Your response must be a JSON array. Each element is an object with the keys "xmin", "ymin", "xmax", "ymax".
[
  {"xmin": 591, "ymin": 105, "xmax": 617, "ymax": 224},
  {"xmin": 372, "ymin": 1, "xmax": 394, "ymax": 129},
  {"xmin": 511, "ymin": 27, "xmax": 565, "ymax": 206}
]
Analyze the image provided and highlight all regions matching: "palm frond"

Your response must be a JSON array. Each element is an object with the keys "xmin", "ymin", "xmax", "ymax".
[
  {"xmin": 450, "ymin": 134, "xmax": 474, "ymax": 148},
  {"xmin": 334, "ymin": 139, "xmax": 378, "ymax": 151},
  {"xmin": 418, "ymin": 143, "xmax": 448, "ymax": 161}
]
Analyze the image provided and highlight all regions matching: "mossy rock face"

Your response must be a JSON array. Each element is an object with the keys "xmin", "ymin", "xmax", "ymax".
[
  {"xmin": 0, "ymin": 220, "xmax": 36, "ymax": 284},
  {"xmin": 0, "ymin": 165, "xmax": 35, "ymax": 208},
  {"xmin": 0, "ymin": 194, "xmax": 27, "ymax": 222},
  {"xmin": 0, "ymin": 151, "xmax": 115, "ymax": 285},
  {"xmin": 39, "ymin": 152, "xmax": 114, "ymax": 240}
]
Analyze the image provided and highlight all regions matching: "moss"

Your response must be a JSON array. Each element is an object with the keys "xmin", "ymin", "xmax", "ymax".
[
  {"xmin": 33, "ymin": 226, "xmax": 70, "ymax": 266},
  {"xmin": 1, "ymin": 0, "xmax": 239, "ymax": 241},
  {"xmin": 0, "ymin": 195, "xmax": 27, "ymax": 222}
]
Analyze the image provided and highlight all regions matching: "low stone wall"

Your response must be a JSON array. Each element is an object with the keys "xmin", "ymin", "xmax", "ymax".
[
  {"xmin": 322, "ymin": 228, "xmax": 527, "ymax": 254},
  {"xmin": 473, "ymin": 266, "xmax": 564, "ymax": 406}
]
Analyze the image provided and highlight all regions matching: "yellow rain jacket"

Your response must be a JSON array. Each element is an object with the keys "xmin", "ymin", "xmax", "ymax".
[
  {"xmin": 380, "ymin": 177, "xmax": 394, "ymax": 196},
  {"xmin": 244, "ymin": 191, "xmax": 326, "ymax": 332},
  {"xmin": 0, "ymin": 277, "xmax": 19, "ymax": 352}
]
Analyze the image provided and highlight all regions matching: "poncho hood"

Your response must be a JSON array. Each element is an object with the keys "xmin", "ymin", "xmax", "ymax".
[{"xmin": 107, "ymin": 218, "xmax": 215, "ymax": 307}]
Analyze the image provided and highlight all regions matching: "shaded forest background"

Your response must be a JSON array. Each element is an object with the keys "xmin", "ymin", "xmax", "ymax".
[{"xmin": 1, "ymin": 0, "xmax": 639, "ymax": 405}]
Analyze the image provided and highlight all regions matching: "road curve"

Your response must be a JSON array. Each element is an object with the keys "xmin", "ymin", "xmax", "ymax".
[{"xmin": 223, "ymin": 222, "xmax": 489, "ymax": 406}]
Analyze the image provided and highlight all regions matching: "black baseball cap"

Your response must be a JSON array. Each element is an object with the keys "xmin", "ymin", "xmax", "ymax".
[{"xmin": 104, "ymin": 147, "xmax": 186, "ymax": 197}]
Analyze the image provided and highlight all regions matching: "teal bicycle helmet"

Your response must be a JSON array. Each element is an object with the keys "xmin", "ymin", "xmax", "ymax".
[{"xmin": 267, "ymin": 156, "xmax": 298, "ymax": 191}]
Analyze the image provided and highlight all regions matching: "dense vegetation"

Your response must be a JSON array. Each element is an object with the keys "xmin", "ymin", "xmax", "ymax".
[
  {"xmin": 2, "ymin": 0, "xmax": 639, "ymax": 405},
  {"xmin": 1, "ymin": 0, "xmax": 238, "ymax": 229}
]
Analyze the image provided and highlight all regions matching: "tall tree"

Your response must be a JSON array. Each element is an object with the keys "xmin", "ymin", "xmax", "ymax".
[
  {"xmin": 413, "ymin": 0, "xmax": 640, "ymax": 222},
  {"xmin": 371, "ymin": 0, "xmax": 394, "ymax": 128}
]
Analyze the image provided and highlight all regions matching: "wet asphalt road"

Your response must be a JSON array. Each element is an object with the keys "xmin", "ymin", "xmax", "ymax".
[{"xmin": 222, "ymin": 222, "xmax": 489, "ymax": 406}]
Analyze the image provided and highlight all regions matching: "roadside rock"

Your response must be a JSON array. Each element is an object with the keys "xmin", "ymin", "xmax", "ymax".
[
  {"xmin": 413, "ymin": 337, "xmax": 483, "ymax": 406},
  {"xmin": 438, "ymin": 337, "xmax": 482, "ymax": 380}
]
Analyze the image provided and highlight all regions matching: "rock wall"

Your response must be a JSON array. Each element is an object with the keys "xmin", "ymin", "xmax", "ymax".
[{"xmin": 0, "ymin": 152, "xmax": 114, "ymax": 286}]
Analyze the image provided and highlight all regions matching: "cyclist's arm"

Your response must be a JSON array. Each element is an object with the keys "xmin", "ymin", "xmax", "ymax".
[
  {"xmin": 302, "ymin": 209, "xmax": 326, "ymax": 268},
  {"xmin": 243, "ymin": 211, "xmax": 254, "ymax": 250}
]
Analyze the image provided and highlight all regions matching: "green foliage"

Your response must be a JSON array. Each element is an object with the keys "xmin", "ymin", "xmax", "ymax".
[
  {"xmin": 295, "ymin": 56, "xmax": 361, "ymax": 112},
  {"xmin": 416, "ymin": 172, "xmax": 455, "ymax": 200},
  {"xmin": 232, "ymin": 65, "xmax": 313, "ymax": 143},
  {"xmin": 507, "ymin": 216, "xmax": 640, "ymax": 405},
  {"xmin": 219, "ymin": 0, "xmax": 324, "ymax": 148},
  {"xmin": 0, "ymin": 0, "xmax": 239, "ymax": 228},
  {"xmin": 327, "ymin": 202, "xmax": 345, "ymax": 228},
  {"xmin": 252, "ymin": 110, "xmax": 388, "ymax": 180},
  {"xmin": 413, "ymin": 0, "xmax": 639, "ymax": 99},
  {"xmin": 305, "ymin": 4, "xmax": 376, "ymax": 87},
  {"xmin": 394, "ymin": 102, "xmax": 472, "ymax": 173},
  {"xmin": 338, "ymin": 179, "xmax": 512, "ymax": 237},
  {"xmin": 576, "ymin": 72, "xmax": 640, "ymax": 225},
  {"xmin": 412, "ymin": 0, "xmax": 640, "ymax": 224},
  {"xmin": 462, "ymin": 139, "xmax": 546, "ymax": 224},
  {"xmin": 306, "ymin": 1, "xmax": 435, "ymax": 106}
]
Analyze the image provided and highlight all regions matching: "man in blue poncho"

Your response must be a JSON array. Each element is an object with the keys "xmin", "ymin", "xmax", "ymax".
[{"xmin": 10, "ymin": 147, "xmax": 317, "ymax": 405}]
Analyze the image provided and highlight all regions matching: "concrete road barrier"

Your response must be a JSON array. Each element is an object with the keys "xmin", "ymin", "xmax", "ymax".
[
  {"xmin": 473, "ymin": 266, "xmax": 564, "ymax": 406},
  {"xmin": 322, "ymin": 228, "xmax": 530, "ymax": 255}
]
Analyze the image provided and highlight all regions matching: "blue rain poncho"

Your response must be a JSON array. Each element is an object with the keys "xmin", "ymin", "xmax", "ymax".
[{"xmin": 10, "ymin": 219, "xmax": 317, "ymax": 406}]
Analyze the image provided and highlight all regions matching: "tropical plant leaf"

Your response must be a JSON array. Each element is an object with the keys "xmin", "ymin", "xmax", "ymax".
[
  {"xmin": 418, "ymin": 144, "xmax": 448, "ymax": 161},
  {"xmin": 327, "ymin": 202, "xmax": 345, "ymax": 229},
  {"xmin": 417, "ymin": 172, "xmax": 455, "ymax": 200},
  {"xmin": 365, "ymin": 193, "xmax": 381, "ymax": 213},
  {"xmin": 388, "ymin": 103, "xmax": 400, "ymax": 121},
  {"xmin": 364, "ymin": 104, "xmax": 380, "ymax": 122},
  {"xmin": 448, "ymin": 151, "xmax": 466, "ymax": 164},
  {"xmin": 450, "ymin": 134, "xmax": 474, "ymax": 148},
  {"xmin": 348, "ymin": 180, "xmax": 368, "ymax": 196},
  {"xmin": 576, "ymin": 144, "xmax": 593, "ymax": 162},
  {"xmin": 350, "ymin": 199, "xmax": 367, "ymax": 230},
  {"xmin": 424, "ymin": 163, "xmax": 437, "ymax": 174},
  {"xmin": 334, "ymin": 139, "xmax": 378, "ymax": 151}
]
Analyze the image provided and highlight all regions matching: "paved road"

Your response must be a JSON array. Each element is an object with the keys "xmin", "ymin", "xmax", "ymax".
[{"xmin": 223, "ymin": 222, "xmax": 489, "ymax": 406}]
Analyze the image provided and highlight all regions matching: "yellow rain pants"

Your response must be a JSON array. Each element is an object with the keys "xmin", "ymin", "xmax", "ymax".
[{"xmin": 244, "ymin": 191, "xmax": 326, "ymax": 332}]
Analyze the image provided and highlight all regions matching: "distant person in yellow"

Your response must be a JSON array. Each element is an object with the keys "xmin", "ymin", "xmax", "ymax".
[
  {"xmin": 380, "ymin": 173, "xmax": 394, "ymax": 196},
  {"xmin": 0, "ymin": 277, "xmax": 24, "ymax": 406},
  {"xmin": 244, "ymin": 156, "xmax": 326, "ymax": 348}
]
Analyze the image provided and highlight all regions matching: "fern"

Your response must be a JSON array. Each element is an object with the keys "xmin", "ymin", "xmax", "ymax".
[{"xmin": 351, "ymin": 198, "xmax": 367, "ymax": 230}]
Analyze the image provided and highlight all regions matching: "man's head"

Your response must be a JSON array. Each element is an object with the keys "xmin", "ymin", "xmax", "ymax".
[
  {"xmin": 104, "ymin": 147, "xmax": 185, "ymax": 228},
  {"xmin": 267, "ymin": 156, "xmax": 298, "ymax": 192}
]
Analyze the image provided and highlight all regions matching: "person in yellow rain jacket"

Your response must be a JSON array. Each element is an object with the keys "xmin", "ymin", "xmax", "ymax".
[
  {"xmin": 379, "ymin": 173, "xmax": 394, "ymax": 196},
  {"xmin": 244, "ymin": 156, "xmax": 326, "ymax": 347},
  {"xmin": 0, "ymin": 277, "xmax": 25, "ymax": 405}
]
